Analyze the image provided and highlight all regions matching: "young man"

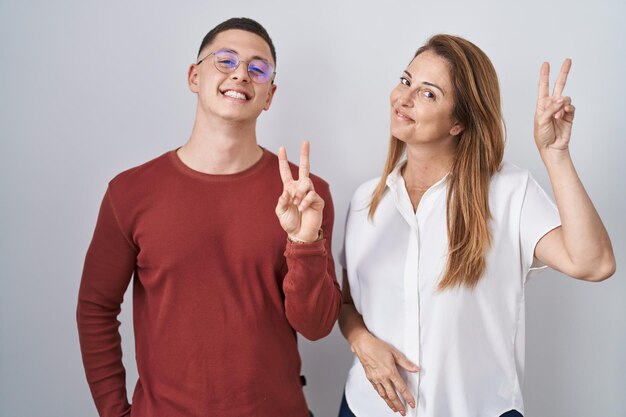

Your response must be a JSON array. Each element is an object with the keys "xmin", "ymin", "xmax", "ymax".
[{"xmin": 77, "ymin": 17, "xmax": 341, "ymax": 417}]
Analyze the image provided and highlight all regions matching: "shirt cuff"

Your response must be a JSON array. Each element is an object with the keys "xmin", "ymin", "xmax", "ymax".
[{"xmin": 284, "ymin": 238, "xmax": 327, "ymax": 257}]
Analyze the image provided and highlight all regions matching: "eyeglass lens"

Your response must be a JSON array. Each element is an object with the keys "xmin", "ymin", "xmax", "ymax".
[{"xmin": 213, "ymin": 49, "xmax": 273, "ymax": 83}]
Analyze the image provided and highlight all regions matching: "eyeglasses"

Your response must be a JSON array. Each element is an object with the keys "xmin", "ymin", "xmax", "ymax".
[{"xmin": 197, "ymin": 48, "xmax": 276, "ymax": 84}]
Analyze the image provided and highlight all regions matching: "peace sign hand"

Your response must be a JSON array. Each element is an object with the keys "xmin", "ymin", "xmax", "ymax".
[
  {"xmin": 275, "ymin": 141, "xmax": 324, "ymax": 243},
  {"xmin": 534, "ymin": 59, "xmax": 576, "ymax": 154}
]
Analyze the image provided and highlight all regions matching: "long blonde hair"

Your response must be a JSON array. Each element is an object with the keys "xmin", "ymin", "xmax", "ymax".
[{"xmin": 369, "ymin": 34, "xmax": 505, "ymax": 290}]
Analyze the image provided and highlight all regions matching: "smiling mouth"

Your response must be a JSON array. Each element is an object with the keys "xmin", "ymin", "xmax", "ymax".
[
  {"xmin": 221, "ymin": 89, "xmax": 250, "ymax": 101},
  {"xmin": 395, "ymin": 109, "xmax": 414, "ymax": 122}
]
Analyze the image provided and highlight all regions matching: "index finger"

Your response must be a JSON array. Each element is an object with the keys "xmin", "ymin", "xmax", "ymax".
[
  {"xmin": 552, "ymin": 58, "xmax": 572, "ymax": 97},
  {"xmin": 538, "ymin": 61, "xmax": 550, "ymax": 99},
  {"xmin": 278, "ymin": 146, "xmax": 293, "ymax": 184},
  {"xmin": 298, "ymin": 141, "xmax": 310, "ymax": 179}
]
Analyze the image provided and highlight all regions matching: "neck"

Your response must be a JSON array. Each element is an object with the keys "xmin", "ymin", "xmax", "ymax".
[
  {"xmin": 402, "ymin": 138, "xmax": 458, "ymax": 190},
  {"xmin": 178, "ymin": 109, "xmax": 262, "ymax": 175}
]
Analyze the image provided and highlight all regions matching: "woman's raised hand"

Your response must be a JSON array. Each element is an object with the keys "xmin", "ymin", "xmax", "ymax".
[{"xmin": 534, "ymin": 59, "xmax": 576, "ymax": 154}]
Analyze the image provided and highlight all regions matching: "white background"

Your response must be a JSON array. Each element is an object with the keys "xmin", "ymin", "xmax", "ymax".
[{"xmin": 1, "ymin": 0, "xmax": 624, "ymax": 416}]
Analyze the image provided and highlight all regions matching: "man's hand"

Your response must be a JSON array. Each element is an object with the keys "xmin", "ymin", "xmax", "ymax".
[{"xmin": 275, "ymin": 141, "xmax": 324, "ymax": 242}]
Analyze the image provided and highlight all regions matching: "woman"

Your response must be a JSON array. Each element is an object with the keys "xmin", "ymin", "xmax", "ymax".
[{"xmin": 338, "ymin": 34, "xmax": 615, "ymax": 417}]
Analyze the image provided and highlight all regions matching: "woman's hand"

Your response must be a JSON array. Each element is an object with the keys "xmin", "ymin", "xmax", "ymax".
[
  {"xmin": 351, "ymin": 332, "xmax": 419, "ymax": 416},
  {"xmin": 531, "ymin": 59, "xmax": 615, "ymax": 281},
  {"xmin": 275, "ymin": 141, "xmax": 324, "ymax": 242},
  {"xmin": 534, "ymin": 59, "xmax": 576, "ymax": 156}
]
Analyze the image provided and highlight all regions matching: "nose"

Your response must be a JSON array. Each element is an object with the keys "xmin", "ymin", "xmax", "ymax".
[
  {"xmin": 230, "ymin": 61, "xmax": 250, "ymax": 83},
  {"xmin": 396, "ymin": 87, "xmax": 414, "ymax": 108}
]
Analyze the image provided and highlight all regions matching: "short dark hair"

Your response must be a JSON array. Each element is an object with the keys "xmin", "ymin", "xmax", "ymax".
[{"xmin": 197, "ymin": 17, "xmax": 276, "ymax": 65}]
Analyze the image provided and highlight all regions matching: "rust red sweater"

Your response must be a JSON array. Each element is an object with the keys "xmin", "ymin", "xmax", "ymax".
[{"xmin": 77, "ymin": 149, "xmax": 341, "ymax": 417}]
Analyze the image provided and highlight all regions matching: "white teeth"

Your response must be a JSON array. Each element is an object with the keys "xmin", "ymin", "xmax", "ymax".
[
  {"xmin": 397, "ymin": 110, "xmax": 411, "ymax": 120},
  {"xmin": 223, "ymin": 90, "xmax": 247, "ymax": 100}
]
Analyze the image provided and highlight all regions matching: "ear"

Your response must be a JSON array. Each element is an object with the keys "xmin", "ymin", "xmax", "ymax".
[
  {"xmin": 263, "ymin": 84, "xmax": 277, "ymax": 111},
  {"xmin": 450, "ymin": 121, "xmax": 464, "ymax": 136},
  {"xmin": 188, "ymin": 63, "xmax": 200, "ymax": 93}
]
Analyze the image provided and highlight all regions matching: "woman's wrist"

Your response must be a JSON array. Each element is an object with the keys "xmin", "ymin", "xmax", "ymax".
[
  {"xmin": 349, "ymin": 328, "xmax": 374, "ymax": 353},
  {"xmin": 539, "ymin": 146, "xmax": 572, "ymax": 166}
]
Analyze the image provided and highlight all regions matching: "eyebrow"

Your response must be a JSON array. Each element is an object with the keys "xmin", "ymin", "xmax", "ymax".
[
  {"xmin": 219, "ymin": 48, "xmax": 270, "ymax": 62},
  {"xmin": 403, "ymin": 70, "xmax": 445, "ymax": 95}
]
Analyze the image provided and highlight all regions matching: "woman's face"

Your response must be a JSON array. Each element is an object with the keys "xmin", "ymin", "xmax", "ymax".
[{"xmin": 389, "ymin": 50, "xmax": 463, "ymax": 146}]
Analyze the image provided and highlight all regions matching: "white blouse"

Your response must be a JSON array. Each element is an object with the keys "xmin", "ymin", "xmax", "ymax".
[{"xmin": 340, "ymin": 161, "xmax": 561, "ymax": 417}]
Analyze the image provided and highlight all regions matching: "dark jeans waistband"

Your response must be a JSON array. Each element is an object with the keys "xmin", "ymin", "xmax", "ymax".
[{"xmin": 337, "ymin": 392, "xmax": 523, "ymax": 417}]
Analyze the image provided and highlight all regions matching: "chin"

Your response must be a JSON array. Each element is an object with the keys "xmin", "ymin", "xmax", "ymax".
[
  {"xmin": 217, "ymin": 109, "xmax": 260, "ymax": 122},
  {"xmin": 390, "ymin": 127, "xmax": 410, "ymax": 144}
]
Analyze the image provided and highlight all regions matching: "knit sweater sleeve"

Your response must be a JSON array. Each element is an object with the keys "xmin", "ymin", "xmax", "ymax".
[
  {"xmin": 77, "ymin": 187, "xmax": 136, "ymax": 417},
  {"xmin": 282, "ymin": 181, "xmax": 342, "ymax": 340}
]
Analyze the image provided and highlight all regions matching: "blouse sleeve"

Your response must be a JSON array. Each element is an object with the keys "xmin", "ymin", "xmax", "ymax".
[{"xmin": 519, "ymin": 173, "xmax": 561, "ymax": 283}]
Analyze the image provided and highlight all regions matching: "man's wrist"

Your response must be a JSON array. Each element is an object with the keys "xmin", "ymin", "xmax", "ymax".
[{"xmin": 288, "ymin": 229, "xmax": 323, "ymax": 244}]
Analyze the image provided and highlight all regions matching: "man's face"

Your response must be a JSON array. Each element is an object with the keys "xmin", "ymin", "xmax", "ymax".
[{"xmin": 188, "ymin": 29, "xmax": 277, "ymax": 123}]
